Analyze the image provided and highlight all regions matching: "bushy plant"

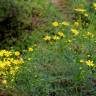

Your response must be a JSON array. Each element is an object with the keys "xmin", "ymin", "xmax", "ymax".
[
  {"xmin": 0, "ymin": 0, "xmax": 33, "ymax": 48},
  {"xmin": 0, "ymin": 0, "xmax": 61, "ymax": 49}
]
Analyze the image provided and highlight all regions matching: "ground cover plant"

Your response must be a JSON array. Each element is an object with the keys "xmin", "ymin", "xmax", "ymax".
[{"xmin": 0, "ymin": 0, "xmax": 96, "ymax": 96}]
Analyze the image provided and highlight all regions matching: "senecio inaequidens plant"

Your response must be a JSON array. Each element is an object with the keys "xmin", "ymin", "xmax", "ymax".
[{"xmin": 0, "ymin": 47, "xmax": 33, "ymax": 86}]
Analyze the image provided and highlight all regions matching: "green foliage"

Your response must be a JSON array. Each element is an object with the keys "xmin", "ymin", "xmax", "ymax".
[{"xmin": 0, "ymin": 0, "xmax": 34, "ymax": 48}]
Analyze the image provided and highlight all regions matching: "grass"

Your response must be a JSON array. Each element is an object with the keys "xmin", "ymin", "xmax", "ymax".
[{"xmin": 0, "ymin": 0, "xmax": 96, "ymax": 96}]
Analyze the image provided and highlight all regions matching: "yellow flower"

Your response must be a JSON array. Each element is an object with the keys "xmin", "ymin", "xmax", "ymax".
[
  {"xmin": 84, "ymin": 13, "xmax": 88, "ymax": 17},
  {"xmin": 61, "ymin": 21, "xmax": 69, "ymax": 26},
  {"xmin": 71, "ymin": 28, "xmax": 79, "ymax": 36},
  {"xmin": 28, "ymin": 48, "xmax": 33, "ymax": 52},
  {"xmin": 57, "ymin": 32, "xmax": 65, "ymax": 37},
  {"xmin": 4, "ymin": 61, "xmax": 11, "ymax": 66},
  {"xmin": 74, "ymin": 21, "xmax": 79, "ymax": 27},
  {"xmin": 43, "ymin": 35, "xmax": 51, "ymax": 41},
  {"xmin": 93, "ymin": 3, "xmax": 96, "ymax": 8},
  {"xmin": 15, "ymin": 66, "xmax": 19, "ymax": 71},
  {"xmin": 0, "ymin": 51, "xmax": 4, "ymax": 57},
  {"xmin": 52, "ymin": 21, "xmax": 59, "ymax": 27},
  {"xmin": 86, "ymin": 60, "xmax": 94, "ymax": 67},
  {"xmin": 0, "ymin": 61, "xmax": 6, "ymax": 68},
  {"xmin": 9, "ymin": 58, "xmax": 14, "ymax": 62},
  {"xmin": 15, "ymin": 51, "xmax": 20, "ymax": 56},
  {"xmin": 4, "ymin": 51, "xmax": 12, "ymax": 57},
  {"xmin": 0, "ymin": 50, "xmax": 6, "ymax": 54},
  {"xmin": 10, "ymin": 70, "xmax": 16, "ymax": 75},
  {"xmin": 2, "ymin": 80, "xmax": 7, "ymax": 85},
  {"xmin": 80, "ymin": 59, "xmax": 84, "ymax": 63},
  {"xmin": 13, "ymin": 59, "xmax": 24, "ymax": 65},
  {"xmin": 67, "ymin": 39, "xmax": 72, "ymax": 43},
  {"xmin": 28, "ymin": 58, "xmax": 32, "ymax": 61},
  {"xmin": 53, "ymin": 35, "xmax": 60, "ymax": 40}
]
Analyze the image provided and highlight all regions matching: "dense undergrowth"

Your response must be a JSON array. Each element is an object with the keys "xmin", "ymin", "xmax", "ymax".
[
  {"xmin": 0, "ymin": 0, "xmax": 62, "ymax": 49},
  {"xmin": 0, "ymin": 0, "xmax": 96, "ymax": 96}
]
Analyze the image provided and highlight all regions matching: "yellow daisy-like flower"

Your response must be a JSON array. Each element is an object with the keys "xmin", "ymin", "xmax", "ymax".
[
  {"xmin": 93, "ymin": 3, "xmax": 96, "ymax": 8},
  {"xmin": 43, "ymin": 35, "xmax": 51, "ymax": 41},
  {"xmin": 52, "ymin": 21, "xmax": 59, "ymax": 27},
  {"xmin": 28, "ymin": 48, "xmax": 33, "ymax": 52},
  {"xmin": 85, "ymin": 60, "xmax": 94, "ymax": 67},
  {"xmin": 2, "ymin": 80, "xmax": 7, "ymax": 85},
  {"xmin": 71, "ymin": 28, "xmax": 79, "ymax": 36},
  {"xmin": 15, "ymin": 51, "xmax": 20, "ymax": 56},
  {"xmin": 74, "ymin": 21, "xmax": 79, "ymax": 27},
  {"xmin": 57, "ymin": 32, "xmax": 65, "ymax": 37}
]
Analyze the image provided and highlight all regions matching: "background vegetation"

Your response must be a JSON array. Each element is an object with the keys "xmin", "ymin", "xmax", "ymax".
[{"xmin": 0, "ymin": 0, "xmax": 61, "ymax": 49}]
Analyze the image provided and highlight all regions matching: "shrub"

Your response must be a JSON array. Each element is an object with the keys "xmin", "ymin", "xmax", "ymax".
[
  {"xmin": 0, "ymin": 0, "xmax": 33, "ymax": 48},
  {"xmin": 0, "ymin": 0, "xmax": 62, "ymax": 49}
]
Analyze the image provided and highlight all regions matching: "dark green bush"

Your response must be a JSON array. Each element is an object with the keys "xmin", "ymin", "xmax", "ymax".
[{"xmin": 0, "ymin": 0, "xmax": 33, "ymax": 48}]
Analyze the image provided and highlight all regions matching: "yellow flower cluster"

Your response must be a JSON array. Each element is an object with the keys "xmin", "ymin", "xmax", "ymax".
[
  {"xmin": 0, "ymin": 50, "xmax": 12, "ymax": 57},
  {"xmin": 43, "ymin": 35, "xmax": 51, "ymax": 41},
  {"xmin": 43, "ymin": 31, "xmax": 65, "ymax": 42},
  {"xmin": 53, "ymin": 35, "xmax": 60, "ymax": 40},
  {"xmin": 71, "ymin": 28, "xmax": 79, "ymax": 36},
  {"xmin": 44, "ymin": 21, "xmax": 81, "ymax": 43},
  {"xmin": 74, "ymin": 8, "xmax": 88, "ymax": 17},
  {"xmin": 0, "ymin": 49, "xmax": 24, "ymax": 85},
  {"xmin": 82, "ymin": 32, "xmax": 94, "ymax": 39}
]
